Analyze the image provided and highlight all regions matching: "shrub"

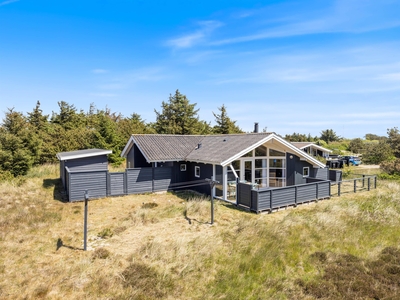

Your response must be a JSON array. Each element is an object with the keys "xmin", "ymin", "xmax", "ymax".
[
  {"xmin": 92, "ymin": 247, "xmax": 110, "ymax": 259},
  {"xmin": 381, "ymin": 158, "xmax": 400, "ymax": 175},
  {"xmin": 97, "ymin": 228, "xmax": 113, "ymax": 239}
]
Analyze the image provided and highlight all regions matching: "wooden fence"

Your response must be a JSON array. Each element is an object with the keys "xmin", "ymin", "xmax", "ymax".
[{"xmin": 331, "ymin": 175, "xmax": 377, "ymax": 196}]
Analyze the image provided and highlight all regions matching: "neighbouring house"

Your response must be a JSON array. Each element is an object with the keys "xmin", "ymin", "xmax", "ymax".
[
  {"xmin": 121, "ymin": 133, "xmax": 329, "ymax": 202},
  {"xmin": 291, "ymin": 142, "xmax": 332, "ymax": 159}
]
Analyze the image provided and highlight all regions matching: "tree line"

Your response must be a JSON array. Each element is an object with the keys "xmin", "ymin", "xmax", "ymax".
[
  {"xmin": 2, "ymin": 89, "xmax": 399, "ymax": 178},
  {"xmin": 0, "ymin": 90, "xmax": 242, "ymax": 177}
]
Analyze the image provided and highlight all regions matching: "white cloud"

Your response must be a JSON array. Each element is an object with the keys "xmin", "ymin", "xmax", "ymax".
[
  {"xmin": 166, "ymin": 20, "xmax": 223, "ymax": 49},
  {"xmin": 0, "ymin": 0, "xmax": 19, "ymax": 6},
  {"xmin": 377, "ymin": 73, "xmax": 400, "ymax": 81},
  {"xmin": 210, "ymin": 0, "xmax": 400, "ymax": 46}
]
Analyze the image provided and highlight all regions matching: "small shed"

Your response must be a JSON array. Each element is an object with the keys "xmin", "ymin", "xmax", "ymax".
[{"xmin": 56, "ymin": 149, "xmax": 112, "ymax": 190}]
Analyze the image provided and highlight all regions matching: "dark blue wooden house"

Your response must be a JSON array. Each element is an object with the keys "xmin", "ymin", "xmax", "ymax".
[{"xmin": 121, "ymin": 133, "xmax": 328, "ymax": 202}]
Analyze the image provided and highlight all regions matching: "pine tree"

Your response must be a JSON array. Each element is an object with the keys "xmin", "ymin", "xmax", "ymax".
[
  {"xmin": 212, "ymin": 104, "xmax": 242, "ymax": 134},
  {"xmin": 154, "ymin": 90, "xmax": 209, "ymax": 135}
]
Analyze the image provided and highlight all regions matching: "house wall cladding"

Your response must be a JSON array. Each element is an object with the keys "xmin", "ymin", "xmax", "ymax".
[
  {"xmin": 61, "ymin": 155, "xmax": 109, "ymax": 190},
  {"xmin": 126, "ymin": 168, "xmax": 153, "ymax": 194},
  {"xmin": 286, "ymin": 153, "xmax": 316, "ymax": 186},
  {"xmin": 68, "ymin": 170, "xmax": 108, "ymax": 202}
]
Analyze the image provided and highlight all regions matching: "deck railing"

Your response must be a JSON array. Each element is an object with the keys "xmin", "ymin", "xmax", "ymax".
[
  {"xmin": 331, "ymin": 175, "xmax": 377, "ymax": 196},
  {"xmin": 237, "ymin": 178, "xmax": 331, "ymax": 213}
]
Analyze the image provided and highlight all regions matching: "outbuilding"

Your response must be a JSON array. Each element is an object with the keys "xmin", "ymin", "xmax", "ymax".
[{"xmin": 56, "ymin": 149, "xmax": 112, "ymax": 191}]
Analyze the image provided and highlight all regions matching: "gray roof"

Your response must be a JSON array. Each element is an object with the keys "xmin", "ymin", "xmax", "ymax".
[
  {"xmin": 132, "ymin": 135, "xmax": 203, "ymax": 162},
  {"xmin": 126, "ymin": 133, "xmax": 272, "ymax": 165},
  {"xmin": 291, "ymin": 142, "xmax": 332, "ymax": 152},
  {"xmin": 185, "ymin": 133, "xmax": 272, "ymax": 164},
  {"xmin": 123, "ymin": 133, "xmax": 326, "ymax": 168},
  {"xmin": 56, "ymin": 149, "xmax": 112, "ymax": 161}
]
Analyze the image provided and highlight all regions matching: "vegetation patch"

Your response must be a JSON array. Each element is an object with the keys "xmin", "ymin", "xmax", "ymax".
[
  {"xmin": 92, "ymin": 247, "xmax": 110, "ymax": 260},
  {"xmin": 299, "ymin": 247, "xmax": 400, "ymax": 299},
  {"xmin": 121, "ymin": 262, "xmax": 175, "ymax": 299}
]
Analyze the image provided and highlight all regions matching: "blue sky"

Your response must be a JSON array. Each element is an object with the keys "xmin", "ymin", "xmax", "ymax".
[{"xmin": 1, "ymin": 0, "xmax": 400, "ymax": 138}]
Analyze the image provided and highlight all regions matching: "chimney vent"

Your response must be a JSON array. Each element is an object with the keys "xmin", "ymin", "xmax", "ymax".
[
  {"xmin": 254, "ymin": 122, "xmax": 259, "ymax": 133},
  {"xmin": 197, "ymin": 143, "xmax": 202, "ymax": 149}
]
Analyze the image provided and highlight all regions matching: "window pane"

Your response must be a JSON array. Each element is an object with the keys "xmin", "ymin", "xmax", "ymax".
[
  {"xmin": 215, "ymin": 165, "xmax": 223, "ymax": 197},
  {"xmin": 255, "ymin": 159, "xmax": 267, "ymax": 168},
  {"xmin": 245, "ymin": 161, "xmax": 252, "ymax": 182},
  {"xmin": 231, "ymin": 160, "xmax": 240, "ymax": 170},
  {"xmin": 269, "ymin": 149, "xmax": 285, "ymax": 156},
  {"xmin": 270, "ymin": 159, "xmax": 284, "ymax": 168},
  {"xmin": 242, "ymin": 151, "xmax": 253, "ymax": 157},
  {"xmin": 269, "ymin": 169, "xmax": 283, "ymax": 178},
  {"xmin": 255, "ymin": 145, "xmax": 267, "ymax": 156}
]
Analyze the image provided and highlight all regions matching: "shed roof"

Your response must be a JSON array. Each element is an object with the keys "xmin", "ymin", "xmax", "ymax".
[{"xmin": 56, "ymin": 149, "xmax": 112, "ymax": 161}]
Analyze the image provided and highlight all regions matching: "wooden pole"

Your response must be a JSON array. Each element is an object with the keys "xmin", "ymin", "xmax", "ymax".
[{"xmin": 84, "ymin": 190, "xmax": 89, "ymax": 251}]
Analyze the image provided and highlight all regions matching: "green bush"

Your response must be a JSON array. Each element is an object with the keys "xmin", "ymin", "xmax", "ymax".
[{"xmin": 380, "ymin": 158, "xmax": 400, "ymax": 176}]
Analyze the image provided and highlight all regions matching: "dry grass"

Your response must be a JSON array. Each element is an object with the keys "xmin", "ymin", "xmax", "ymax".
[{"xmin": 1, "ymin": 164, "xmax": 400, "ymax": 299}]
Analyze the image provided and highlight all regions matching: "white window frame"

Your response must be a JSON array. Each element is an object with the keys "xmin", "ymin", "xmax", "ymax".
[
  {"xmin": 195, "ymin": 166, "xmax": 200, "ymax": 178},
  {"xmin": 303, "ymin": 167, "xmax": 310, "ymax": 177},
  {"xmin": 180, "ymin": 164, "xmax": 187, "ymax": 171}
]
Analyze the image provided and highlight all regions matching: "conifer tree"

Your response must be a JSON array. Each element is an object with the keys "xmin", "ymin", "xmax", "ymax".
[
  {"xmin": 154, "ymin": 90, "xmax": 210, "ymax": 135},
  {"xmin": 212, "ymin": 104, "xmax": 242, "ymax": 134}
]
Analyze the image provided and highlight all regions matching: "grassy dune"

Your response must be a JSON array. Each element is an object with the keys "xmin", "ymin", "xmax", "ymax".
[{"xmin": 1, "ymin": 165, "xmax": 399, "ymax": 299}]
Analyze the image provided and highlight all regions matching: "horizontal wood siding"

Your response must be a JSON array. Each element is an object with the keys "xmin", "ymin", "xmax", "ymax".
[
  {"xmin": 329, "ymin": 170, "xmax": 342, "ymax": 183},
  {"xmin": 270, "ymin": 188, "xmax": 296, "ymax": 208},
  {"xmin": 126, "ymin": 168, "xmax": 152, "ymax": 194},
  {"xmin": 313, "ymin": 168, "xmax": 328, "ymax": 180},
  {"xmin": 256, "ymin": 190, "xmax": 271, "ymax": 211},
  {"xmin": 244, "ymin": 179, "xmax": 331, "ymax": 212},
  {"xmin": 237, "ymin": 183, "xmax": 252, "ymax": 207},
  {"xmin": 153, "ymin": 167, "xmax": 172, "ymax": 192},
  {"xmin": 317, "ymin": 181, "xmax": 330, "ymax": 198},
  {"xmin": 109, "ymin": 172, "xmax": 125, "ymax": 196},
  {"xmin": 296, "ymin": 184, "xmax": 317, "ymax": 203},
  {"xmin": 68, "ymin": 170, "xmax": 108, "ymax": 202},
  {"xmin": 65, "ymin": 155, "xmax": 108, "ymax": 172}
]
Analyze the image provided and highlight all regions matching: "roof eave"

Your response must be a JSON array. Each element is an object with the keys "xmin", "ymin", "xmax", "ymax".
[
  {"xmin": 57, "ymin": 150, "xmax": 112, "ymax": 161},
  {"xmin": 221, "ymin": 134, "xmax": 275, "ymax": 167}
]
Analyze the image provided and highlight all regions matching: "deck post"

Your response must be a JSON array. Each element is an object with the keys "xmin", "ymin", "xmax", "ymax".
[
  {"xmin": 338, "ymin": 182, "xmax": 341, "ymax": 196},
  {"xmin": 354, "ymin": 179, "xmax": 357, "ymax": 193},
  {"xmin": 294, "ymin": 186, "xmax": 298, "ymax": 207},
  {"xmin": 316, "ymin": 183, "xmax": 319, "ymax": 201},
  {"xmin": 374, "ymin": 176, "xmax": 377, "ymax": 189},
  {"xmin": 270, "ymin": 190, "xmax": 273, "ymax": 210},
  {"xmin": 368, "ymin": 177, "xmax": 371, "ymax": 191},
  {"xmin": 362, "ymin": 175, "xmax": 365, "ymax": 188}
]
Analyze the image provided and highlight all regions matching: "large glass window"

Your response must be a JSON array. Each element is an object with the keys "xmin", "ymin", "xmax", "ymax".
[
  {"xmin": 226, "ymin": 146, "xmax": 286, "ymax": 192},
  {"xmin": 255, "ymin": 159, "xmax": 268, "ymax": 187},
  {"xmin": 255, "ymin": 145, "xmax": 267, "ymax": 156},
  {"xmin": 227, "ymin": 160, "xmax": 240, "ymax": 181},
  {"xmin": 269, "ymin": 149, "xmax": 285, "ymax": 156},
  {"xmin": 215, "ymin": 165, "xmax": 223, "ymax": 197},
  {"xmin": 244, "ymin": 161, "xmax": 252, "ymax": 182}
]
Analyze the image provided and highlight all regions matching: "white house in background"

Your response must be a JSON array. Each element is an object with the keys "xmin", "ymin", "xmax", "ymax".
[{"xmin": 291, "ymin": 142, "xmax": 332, "ymax": 159}]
